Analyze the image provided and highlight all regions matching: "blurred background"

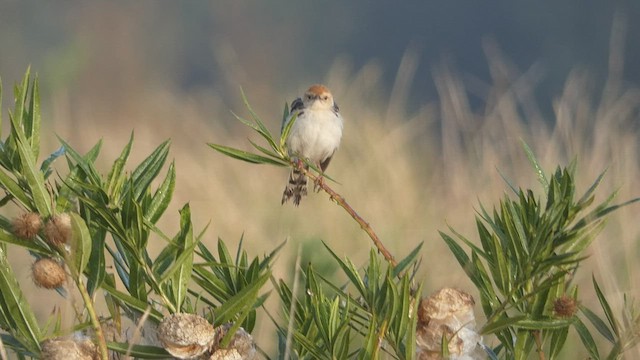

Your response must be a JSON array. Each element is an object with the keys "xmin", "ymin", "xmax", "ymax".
[{"xmin": 1, "ymin": 1, "xmax": 639, "ymax": 357}]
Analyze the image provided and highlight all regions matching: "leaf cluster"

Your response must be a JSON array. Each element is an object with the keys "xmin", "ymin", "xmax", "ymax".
[
  {"xmin": 441, "ymin": 146, "xmax": 640, "ymax": 359},
  {"xmin": 272, "ymin": 243, "xmax": 422, "ymax": 360},
  {"xmin": 0, "ymin": 70, "xmax": 275, "ymax": 359}
]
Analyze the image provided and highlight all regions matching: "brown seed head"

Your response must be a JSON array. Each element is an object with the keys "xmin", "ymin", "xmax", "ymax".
[
  {"xmin": 157, "ymin": 313, "xmax": 216, "ymax": 359},
  {"xmin": 416, "ymin": 288, "xmax": 480, "ymax": 358},
  {"xmin": 553, "ymin": 295, "xmax": 578, "ymax": 318},
  {"xmin": 44, "ymin": 213, "xmax": 72, "ymax": 246},
  {"xmin": 32, "ymin": 258, "xmax": 66, "ymax": 289},
  {"xmin": 210, "ymin": 323, "xmax": 256, "ymax": 360},
  {"xmin": 40, "ymin": 338, "xmax": 98, "ymax": 360},
  {"xmin": 12, "ymin": 212, "xmax": 42, "ymax": 239}
]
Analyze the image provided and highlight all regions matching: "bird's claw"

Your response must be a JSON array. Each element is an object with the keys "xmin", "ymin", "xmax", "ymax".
[{"xmin": 313, "ymin": 175, "xmax": 325, "ymax": 192}]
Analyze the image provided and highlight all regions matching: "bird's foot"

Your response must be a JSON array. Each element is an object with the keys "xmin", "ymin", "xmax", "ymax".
[{"xmin": 313, "ymin": 175, "xmax": 325, "ymax": 192}]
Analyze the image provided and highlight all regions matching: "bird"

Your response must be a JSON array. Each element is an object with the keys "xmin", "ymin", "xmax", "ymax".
[{"xmin": 281, "ymin": 84, "xmax": 343, "ymax": 206}]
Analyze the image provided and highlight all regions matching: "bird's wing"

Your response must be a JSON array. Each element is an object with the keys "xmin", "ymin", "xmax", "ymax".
[{"xmin": 282, "ymin": 97, "xmax": 304, "ymax": 133}]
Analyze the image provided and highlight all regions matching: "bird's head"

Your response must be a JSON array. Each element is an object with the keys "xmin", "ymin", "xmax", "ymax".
[{"xmin": 303, "ymin": 84, "xmax": 334, "ymax": 110}]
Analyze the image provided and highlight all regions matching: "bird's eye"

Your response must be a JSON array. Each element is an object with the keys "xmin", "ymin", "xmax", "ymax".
[
  {"xmin": 322, "ymin": 95, "xmax": 329, "ymax": 100},
  {"xmin": 305, "ymin": 94, "xmax": 312, "ymax": 100}
]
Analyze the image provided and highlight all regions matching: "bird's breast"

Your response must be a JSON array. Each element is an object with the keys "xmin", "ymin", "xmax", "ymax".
[{"xmin": 286, "ymin": 110, "xmax": 343, "ymax": 162}]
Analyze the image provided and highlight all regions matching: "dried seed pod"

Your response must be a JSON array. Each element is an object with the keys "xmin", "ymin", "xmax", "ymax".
[
  {"xmin": 416, "ymin": 288, "xmax": 481, "ymax": 359},
  {"xmin": 40, "ymin": 338, "xmax": 97, "ymax": 360},
  {"xmin": 553, "ymin": 295, "xmax": 578, "ymax": 318},
  {"xmin": 32, "ymin": 258, "xmax": 66, "ymax": 289},
  {"xmin": 157, "ymin": 313, "xmax": 216, "ymax": 359},
  {"xmin": 12, "ymin": 212, "xmax": 43, "ymax": 239},
  {"xmin": 210, "ymin": 323, "xmax": 256, "ymax": 360},
  {"xmin": 44, "ymin": 213, "xmax": 72, "ymax": 246},
  {"xmin": 209, "ymin": 348, "xmax": 242, "ymax": 360}
]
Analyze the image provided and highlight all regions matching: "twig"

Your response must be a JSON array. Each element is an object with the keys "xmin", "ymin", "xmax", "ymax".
[
  {"xmin": 533, "ymin": 330, "xmax": 546, "ymax": 360},
  {"xmin": 76, "ymin": 278, "xmax": 109, "ymax": 360},
  {"xmin": 300, "ymin": 167, "xmax": 397, "ymax": 267}
]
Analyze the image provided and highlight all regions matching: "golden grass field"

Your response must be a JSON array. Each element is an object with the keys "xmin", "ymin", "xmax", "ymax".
[{"xmin": 8, "ymin": 50, "xmax": 638, "ymax": 357}]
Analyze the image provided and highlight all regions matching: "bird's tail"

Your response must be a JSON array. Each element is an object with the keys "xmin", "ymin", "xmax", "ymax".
[{"xmin": 282, "ymin": 168, "xmax": 308, "ymax": 206}]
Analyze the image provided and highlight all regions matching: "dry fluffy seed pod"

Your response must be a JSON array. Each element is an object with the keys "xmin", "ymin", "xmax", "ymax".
[
  {"xmin": 32, "ymin": 258, "xmax": 66, "ymax": 289},
  {"xmin": 210, "ymin": 323, "xmax": 256, "ymax": 360},
  {"xmin": 157, "ymin": 313, "xmax": 216, "ymax": 359},
  {"xmin": 44, "ymin": 213, "xmax": 72, "ymax": 246},
  {"xmin": 416, "ymin": 288, "xmax": 481, "ymax": 359},
  {"xmin": 12, "ymin": 212, "xmax": 43, "ymax": 239},
  {"xmin": 209, "ymin": 348, "xmax": 243, "ymax": 360},
  {"xmin": 553, "ymin": 295, "xmax": 578, "ymax": 318},
  {"xmin": 40, "ymin": 338, "xmax": 98, "ymax": 360}
]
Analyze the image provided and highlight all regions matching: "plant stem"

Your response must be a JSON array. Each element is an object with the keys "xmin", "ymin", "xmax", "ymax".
[
  {"xmin": 301, "ymin": 167, "xmax": 397, "ymax": 267},
  {"xmin": 533, "ymin": 330, "xmax": 545, "ymax": 360},
  {"xmin": 76, "ymin": 278, "xmax": 109, "ymax": 360}
]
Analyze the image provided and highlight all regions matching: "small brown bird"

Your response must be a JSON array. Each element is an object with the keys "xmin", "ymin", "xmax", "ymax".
[{"xmin": 281, "ymin": 85, "xmax": 343, "ymax": 205}]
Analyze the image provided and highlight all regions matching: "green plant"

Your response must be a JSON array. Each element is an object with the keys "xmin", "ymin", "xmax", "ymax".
[
  {"xmin": 0, "ymin": 68, "xmax": 637, "ymax": 360},
  {"xmin": 0, "ymin": 70, "xmax": 273, "ymax": 359},
  {"xmin": 441, "ymin": 145, "xmax": 640, "ymax": 359}
]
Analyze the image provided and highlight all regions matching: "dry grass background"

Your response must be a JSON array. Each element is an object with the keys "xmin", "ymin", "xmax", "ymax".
[{"xmin": 8, "ymin": 45, "xmax": 638, "ymax": 357}]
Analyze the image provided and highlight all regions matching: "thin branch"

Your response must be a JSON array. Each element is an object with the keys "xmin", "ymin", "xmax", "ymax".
[
  {"xmin": 533, "ymin": 330, "xmax": 546, "ymax": 360},
  {"xmin": 299, "ymin": 166, "xmax": 397, "ymax": 267},
  {"xmin": 76, "ymin": 278, "xmax": 109, "ymax": 360}
]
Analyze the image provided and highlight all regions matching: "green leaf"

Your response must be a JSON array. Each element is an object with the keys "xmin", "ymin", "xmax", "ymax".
[
  {"xmin": 106, "ymin": 132, "xmax": 134, "ymax": 199},
  {"xmin": 239, "ymin": 87, "xmax": 279, "ymax": 152},
  {"xmin": 323, "ymin": 242, "xmax": 367, "ymax": 298},
  {"xmin": 0, "ymin": 246, "xmax": 41, "ymax": 353},
  {"xmin": 85, "ymin": 225, "xmax": 106, "ymax": 296},
  {"xmin": 58, "ymin": 137, "xmax": 103, "ymax": 186},
  {"xmin": 68, "ymin": 213, "xmax": 92, "ymax": 275},
  {"xmin": 0, "ymin": 168, "xmax": 31, "ymax": 210},
  {"xmin": 280, "ymin": 111, "xmax": 298, "ymax": 152},
  {"xmin": 101, "ymin": 283, "xmax": 163, "ymax": 322},
  {"xmin": 128, "ymin": 140, "xmax": 170, "ymax": 201},
  {"xmin": 392, "ymin": 242, "xmax": 422, "ymax": 278},
  {"xmin": 521, "ymin": 140, "xmax": 548, "ymax": 191},
  {"xmin": 208, "ymin": 143, "xmax": 288, "ymax": 166},
  {"xmin": 482, "ymin": 315, "xmax": 527, "ymax": 334},
  {"xmin": 107, "ymin": 342, "xmax": 169, "ymax": 358},
  {"xmin": 580, "ymin": 305, "xmax": 615, "ymax": 343},
  {"xmin": 548, "ymin": 327, "xmax": 569, "ymax": 359},
  {"xmin": 167, "ymin": 205, "xmax": 196, "ymax": 309},
  {"xmin": 26, "ymin": 74, "xmax": 41, "ymax": 159},
  {"xmin": 213, "ymin": 272, "xmax": 270, "ymax": 324},
  {"xmin": 145, "ymin": 161, "xmax": 175, "ymax": 224},
  {"xmin": 593, "ymin": 275, "xmax": 619, "ymax": 336},
  {"xmin": 512, "ymin": 318, "xmax": 572, "ymax": 330},
  {"xmin": 0, "ymin": 229, "xmax": 50, "ymax": 254},
  {"xmin": 574, "ymin": 317, "xmax": 600, "ymax": 359},
  {"xmin": 13, "ymin": 123, "xmax": 51, "ymax": 217},
  {"xmin": 40, "ymin": 146, "xmax": 65, "ymax": 179}
]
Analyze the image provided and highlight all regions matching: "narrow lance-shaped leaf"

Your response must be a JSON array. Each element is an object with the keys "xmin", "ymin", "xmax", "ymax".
[
  {"xmin": 573, "ymin": 317, "xmax": 600, "ymax": 359},
  {"xmin": 208, "ymin": 143, "xmax": 288, "ymax": 166},
  {"xmin": 521, "ymin": 140, "xmax": 548, "ymax": 191},
  {"xmin": 0, "ymin": 168, "xmax": 31, "ymax": 208},
  {"xmin": 68, "ymin": 213, "xmax": 92, "ymax": 276},
  {"xmin": 85, "ymin": 225, "xmax": 107, "ymax": 296},
  {"xmin": 0, "ymin": 246, "xmax": 41, "ymax": 353},
  {"xmin": 106, "ymin": 132, "xmax": 134, "ymax": 199},
  {"xmin": 40, "ymin": 147, "xmax": 65, "ymax": 179},
  {"xmin": 128, "ymin": 140, "xmax": 170, "ymax": 201},
  {"xmin": 26, "ymin": 74, "xmax": 41, "ymax": 159},
  {"xmin": 167, "ymin": 204, "xmax": 196, "ymax": 309},
  {"xmin": 146, "ymin": 161, "xmax": 175, "ymax": 224},
  {"xmin": 592, "ymin": 276, "xmax": 619, "ymax": 336},
  {"xmin": 10, "ymin": 114, "xmax": 51, "ymax": 217}
]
